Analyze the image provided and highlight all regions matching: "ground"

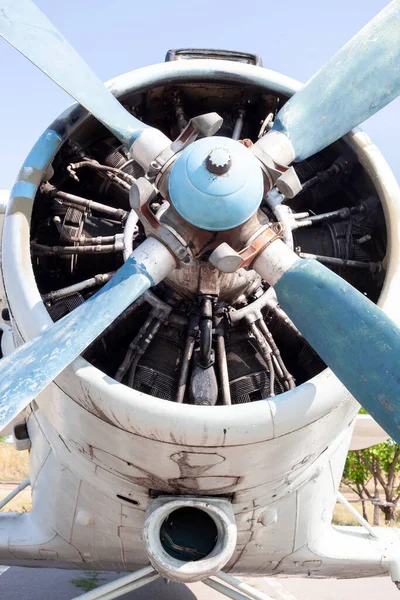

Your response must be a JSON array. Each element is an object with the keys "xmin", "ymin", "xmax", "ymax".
[{"xmin": 0, "ymin": 566, "xmax": 399, "ymax": 600}]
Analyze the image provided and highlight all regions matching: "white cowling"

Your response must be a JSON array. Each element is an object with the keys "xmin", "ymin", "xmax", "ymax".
[{"xmin": 142, "ymin": 496, "xmax": 237, "ymax": 583}]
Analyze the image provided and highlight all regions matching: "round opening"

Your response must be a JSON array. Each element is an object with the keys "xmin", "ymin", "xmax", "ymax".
[{"xmin": 160, "ymin": 507, "xmax": 218, "ymax": 561}]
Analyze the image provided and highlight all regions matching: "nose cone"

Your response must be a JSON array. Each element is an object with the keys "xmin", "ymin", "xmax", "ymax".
[{"xmin": 168, "ymin": 137, "xmax": 264, "ymax": 231}]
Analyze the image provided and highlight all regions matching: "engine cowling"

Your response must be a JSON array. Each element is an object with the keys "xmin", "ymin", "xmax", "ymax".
[{"xmin": 1, "ymin": 54, "xmax": 400, "ymax": 576}]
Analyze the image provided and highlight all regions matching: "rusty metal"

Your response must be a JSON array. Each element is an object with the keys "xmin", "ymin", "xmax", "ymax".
[
  {"xmin": 165, "ymin": 262, "xmax": 261, "ymax": 304},
  {"xmin": 239, "ymin": 139, "xmax": 253, "ymax": 148},
  {"xmin": 161, "ymin": 204, "xmax": 270, "ymax": 259},
  {"xmin": 129, "ymin": 178, "xmax": 192, "ymax": 267},
  {"xmin": 238, "ymin": 222, "xmax": 285, "ymax": 268}
]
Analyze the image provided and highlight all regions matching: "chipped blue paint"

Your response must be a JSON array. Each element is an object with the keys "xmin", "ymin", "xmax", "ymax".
[
  {"xmin": 21, "ymin": 129, "xmax": 62, "ymax": 172},
  {"xmin": 10, "ymin": 181, "xmax": 36, "ymax": 201},
  {"xmin": 0, "ymin": 251, "xmax": 155, "ymax": 430},
  {"xmin": 0, "ymin": 0, "xmax": 148, "ymax": 146},
  {"xmin": 275, "ymin": 258, "xmax": 400, "ymax": 443},
  {"xmin": 7, "ymin": 129, "xmax": 63, "ymax": 214},
  {"xmin": 272, "ymin": 1, "xmax": 400, "ymax": 161},
  {"xmin": 51, "ymin": 105, "xmax": 85, "ymax": 137},
  {"xmin": 168, "ymin": 137, "xmax": 264, "ymax": 231}
]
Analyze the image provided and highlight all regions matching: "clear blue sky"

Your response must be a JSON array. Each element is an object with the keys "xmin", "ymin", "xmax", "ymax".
[{"xmin": 0, "ymin": 0, "xmax": 398, "ymax": 188}]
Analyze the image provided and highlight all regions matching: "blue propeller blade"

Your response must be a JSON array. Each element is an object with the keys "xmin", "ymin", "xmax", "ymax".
[
  {"xmin": 0, "ymin": 238, "xmax": 175, "ymax": 430},
  {"xmin": 273, "ymin": 258, "xmax": 400, "ymax": 443},
  {"xmin": 0, "ymin": 0, "xmax": 149, "ymax": 146},
  {"xmin": 270, "ymin": 0, "xmax": 400, "ymax": 161}
]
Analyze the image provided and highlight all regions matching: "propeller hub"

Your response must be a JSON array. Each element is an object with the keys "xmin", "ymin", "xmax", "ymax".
[
  {"xmin": 168, "ymin": 137, "xmax": 264, "ymax": 231},
  {"xmin": 205, "ymin": 148, "xmax": 232, "ymax": 175}
]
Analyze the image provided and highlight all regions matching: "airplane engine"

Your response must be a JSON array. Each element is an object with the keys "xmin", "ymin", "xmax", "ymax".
[
  {"xmin": 2, "ymin": 53, "xmax": 393, "ymax": 407},
  {"xmin": 1, "ymin": 45, "xmax": 400, "ymax": 581}
]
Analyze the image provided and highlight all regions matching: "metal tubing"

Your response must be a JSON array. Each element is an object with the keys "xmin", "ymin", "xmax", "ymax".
[
  {"xmin": 42, "ymin": 272, "xmax": 115, "ymax": 302},
  {"xmin": 257, "ymin": 319, "xmax": 295, "ymax": 390},
  {"xmin": 127, "ymin": 354, "xmax": 141, "ymax": 388},
  {"xmin": 69, "ymin": 160, "xmax": 134, "ymax": 184},
  {"xmin": 232, "ymin": 110, "xmax": 245, "ymax": 141},
  {"xmin": 100, "ymin": 295, "xmax": 146, "ymax": 339},
  {"xmin": 98, "ymin": 574, "xmax": 159, "ymax": 600},
  {"xmin": 0, "ymin": 478, "xmax": 30, "ymax": 510},
  {"xmin": 337, "ymin": 492, "xmax": 379, "ymax": 539},
  {"xmin": 271, "ymin": 354, "xmax": 286, "ymax": 383},
  {"xmin": 175, "ymin": 316, "xmax": 197, "ymax": 403},
  {"xmin": 117, "ymin": 298, "xmax": 172, "ymax": 384},
  {"xmin": 298, "ymin": 252, "xmax": 381, "ymax": 272},
  {"xmin": 229, "ymin": 288, "xmax": 276, "ymax": 324},
  {"xmin": 297, "ymin": 206, "xmax": 353, "ymax": 222},
  {"xmin": 216, "ymin": 571, "xmax": 275, "ymax": 600},
  {"xmin": 0, "ymin": 237, "xmax": 176, "ymax": 431},
  {"xmin": 215, "ymin": 331, "xmax": 232, "ymax": 405},
  {"xmin": 71, "ymin": 565, "xmax": 157, "ymax": 600},
  {"xmin": 115, "ymin": 314, "xmax": 154, "ymax": 382},
  {"xmin": 250, "ymin": 323, "xmax": 275, "ymax": 397},
  {"xmin": 102, "ymin": 290, "xmax": 170, "ymax": 341},
  {"xmin": 267, "ymin": 302, "xmax": 303, "ymax": 339},
  {"xmin": 127, "ymin": 317, "xmax": 164, "ymax": 388},
  {"xmin": 231, "ymin": 286, "xmax": 302, "ymax": 339},
  {"xmin": 53, "ymin": 216, "xmax": 120, "ymax": 245},
  {"xmin": 204, "ymin": 578, "xmax": 272, "ymax": 600},
  {"xmin": 31, "ymin": 243, "xmax": 119, "ymax": 255},
  {"xmin": 53, "ymin": 189, "xmax": 128, "ymax": 221},
  {"xmin": 123, "ymin": 210, "xmax": 139, "ymax": 261}
]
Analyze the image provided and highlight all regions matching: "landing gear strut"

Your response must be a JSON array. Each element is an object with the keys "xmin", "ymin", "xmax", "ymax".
[{"xmin": 72, "ymin": 567, "xmax": 277, "ymax": 600}]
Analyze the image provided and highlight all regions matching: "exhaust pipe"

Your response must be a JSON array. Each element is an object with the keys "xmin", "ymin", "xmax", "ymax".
[{"xmin": 142, "ymin": 496, "xmax": 237, "ymax": 583}]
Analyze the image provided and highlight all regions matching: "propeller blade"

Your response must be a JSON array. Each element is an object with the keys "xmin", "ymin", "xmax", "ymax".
[
  {"xmin": 0, "ymin": 238, "xmax": 175, "ymax": 430},
  {"xmin": 253, "ymin": 240, "xmax": 400, "ymax": 442},
  {"xmin": 0, "ymin": 0, "xmax": 149, "ymax": 146},
  {"xmin": 262, "ymin": 1, "xmax": 400, "ymax": 162}
]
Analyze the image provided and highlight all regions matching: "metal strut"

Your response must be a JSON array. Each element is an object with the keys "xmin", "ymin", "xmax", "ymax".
[
  {"xmin": 71, "ymin": 567, "xmax": 278, "ymax": 600},
  {"xmin": 71, "ymin": 565, "xmax": 159, "ymax": 600},
  {"xmin": 207, "ymin": 571, "xmax": 277, "ymax": 600},
  {"xmin": 0, "ymin": 477, "xmax": 30, "ymax": 511}
]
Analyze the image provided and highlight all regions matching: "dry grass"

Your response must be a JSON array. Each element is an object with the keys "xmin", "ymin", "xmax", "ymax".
[
  {"xmin": 0, "ymin": 440, "xmax": 29, "ymax": 482},
  {"xmin": 0, "ymin": 488, "xmax": 32, "ymax": 513},
  {"xmin": 333, "ymin": 500, "xmax": 400, "ymax": 527},
  {"xmin": 333, "ymin": 501, "xmax": 378, "ymax": 526},
  {"xmin": 0, "ymin": 440, "xmax": 31, "ymax": 512}
]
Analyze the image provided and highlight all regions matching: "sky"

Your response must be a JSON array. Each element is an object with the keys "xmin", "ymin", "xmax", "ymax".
[{"xmin": 0, "ymin": 0, "xmax": 398, "ymax": 189}]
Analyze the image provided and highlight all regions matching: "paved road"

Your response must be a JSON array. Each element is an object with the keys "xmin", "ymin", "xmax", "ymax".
[{"xmin": 0, "ymin": 567, "xmax": 398, "ymax": 600}]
